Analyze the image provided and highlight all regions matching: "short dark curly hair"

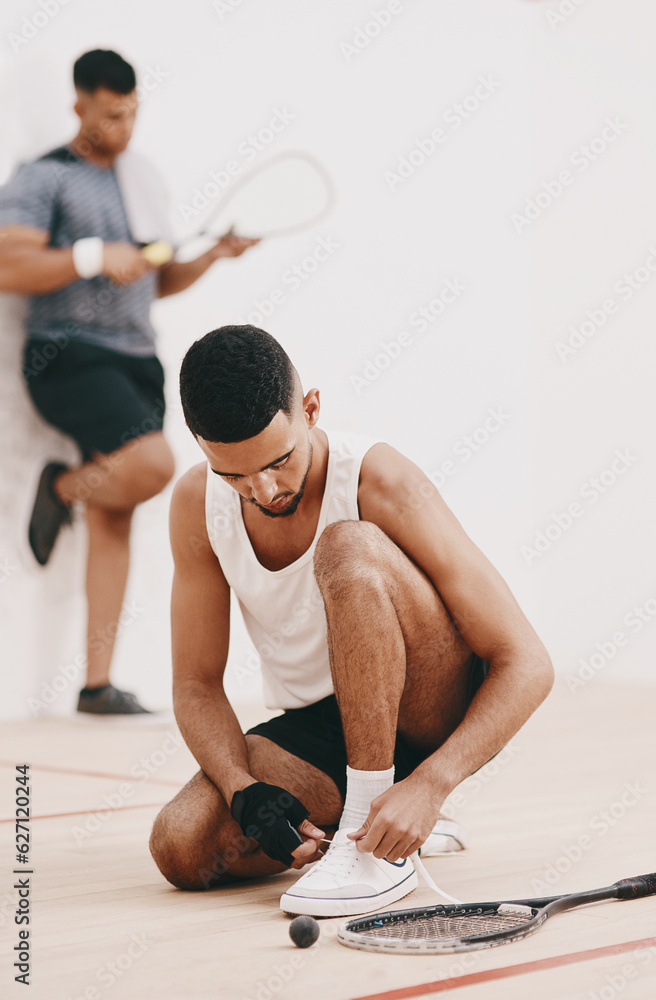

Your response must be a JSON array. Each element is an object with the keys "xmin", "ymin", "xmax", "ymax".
[
  {"xmin": 73, "ymin": 49, "xmax": 136, "ymax": 95},
  {"xmin": 179, "ymin": 325, "xmax": 298, "ymax": 443}
]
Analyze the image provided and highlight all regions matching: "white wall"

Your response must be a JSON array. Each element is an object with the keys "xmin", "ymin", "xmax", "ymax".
[{"xmin": 1, "ymin": 0, "xmax": 654, "ymax": 720}]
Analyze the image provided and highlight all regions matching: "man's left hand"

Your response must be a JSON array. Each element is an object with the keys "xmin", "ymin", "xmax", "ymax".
[
  {"xmin": 209, "ymin": 233, "xmax": 260, "ymax": 260},
  {"xmin": 347, "ymin": 775, "xmax": 442, "ymax": 862}
]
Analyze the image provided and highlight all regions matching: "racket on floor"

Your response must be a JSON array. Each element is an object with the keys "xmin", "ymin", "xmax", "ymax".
[
  {"xmin": 141, "ymin": 151, "xmax": 334, "ymax": 264},
  {"xmin": 337, "ymin": 872, "xmax": 656, "ymax": 954}
]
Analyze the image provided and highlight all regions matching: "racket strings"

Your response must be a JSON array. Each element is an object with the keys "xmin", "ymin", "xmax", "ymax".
[
  {"xmin": 203, "ymin": 155, "xmax": 332, "ymax": 240},
  {"xmin": 360, "ymin": 909, "xmax": 531, "ymax": 941}
]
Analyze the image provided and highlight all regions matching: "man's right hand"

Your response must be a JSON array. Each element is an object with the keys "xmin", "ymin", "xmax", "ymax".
[
  {"xmin": 102, "ymin": 242, "xmax": 154, "ymax": 285},
  {"xmin": 289, "ymin": 818, "xmax": 326, "ymax": 869}
]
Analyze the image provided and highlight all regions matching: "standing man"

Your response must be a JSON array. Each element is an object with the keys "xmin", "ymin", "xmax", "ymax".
[
  {"xmin": 0, "ymin": 50, "xmax": 257, "ymax": 714},
  {"xmin": 149, "ymin": 325, "xmax": 553, "ymax": 917}
]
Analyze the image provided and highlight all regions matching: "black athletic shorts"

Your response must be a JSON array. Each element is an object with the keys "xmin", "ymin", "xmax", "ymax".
[
  {"xmin": 246, "ymin": 653, "xmax": 490, "ymax": 799},
  {"xmin": 22, "ymin": 338, "xmax": 166, "ymax": 461}
]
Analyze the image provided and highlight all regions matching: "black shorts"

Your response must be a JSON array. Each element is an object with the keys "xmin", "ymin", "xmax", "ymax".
[
  {"xmin": 22, "ymin": 338, "xmax": 166, "ymax": 461},
  {"xmin": 246, "ymin": 653, "xmax": 490, "ymax": 800}
]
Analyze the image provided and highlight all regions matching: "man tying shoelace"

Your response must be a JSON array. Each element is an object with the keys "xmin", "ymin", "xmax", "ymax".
[{"xmin": 149, "ymin": 324, "xmax": 554, "ymax": 917}]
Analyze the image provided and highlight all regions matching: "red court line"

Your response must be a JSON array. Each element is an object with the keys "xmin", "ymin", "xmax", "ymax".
[
  {"xmin": 0, "ymin": 801, "xmax": 167, "ymax": 823},
  {"xmin": 0, "ymin": 760, "xmax": 183, "ymax": 788},
  {"xmin": 348, "ymin": 936, "xmax": 656, "ymax": 1000}
]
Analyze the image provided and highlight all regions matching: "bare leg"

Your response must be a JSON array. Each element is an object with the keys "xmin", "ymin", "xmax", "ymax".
[
  {"xmin": 54, "ymin": 431, "xmax": 174, "ymax": 511},
  {"xmin": 150, "ymin": 735, "xmax": 344, "ymax": 890},
  {"xmin": 55, "ymin": 432, "xmax": 174, "ymax": 688},
  {"xmin": 84, "ymin": 506, "xmax": 134, "ymax": 688},
  {"xmin": 150, "ymin": 521, "xmax": 475, "ymax": 890},
  {"xmin": 313, "ymin": 520, "xmax": 475, "ymax": 768}
]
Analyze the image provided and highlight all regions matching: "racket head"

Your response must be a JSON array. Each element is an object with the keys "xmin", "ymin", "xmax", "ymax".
[
  {"xmin": 338, "ymin": 902, "xmax": 541, "ymax": 955},
  {"xmin": 179, "ymin": 151, "xmax": 334, "ymax": 257},
  {"xmin": 337, "ymin": 874, "xmax": 656, "ymax": 955}
]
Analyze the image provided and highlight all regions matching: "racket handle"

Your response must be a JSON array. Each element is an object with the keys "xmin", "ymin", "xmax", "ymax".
[{"xmin": 615, "ymin": 873, "xmax": 656, "ymax": 899}]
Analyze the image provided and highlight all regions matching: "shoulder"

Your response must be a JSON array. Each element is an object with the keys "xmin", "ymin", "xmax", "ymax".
[
  {"xmin": 36, "ymin": 145, "xmax": 80, "ymax": 166},
  {"xmin": 169, "ymin": 463, "xmax": 211, "ymax": 555},
  {"xmin": 358, "ymin": 442, "xmax": 441, "ymax": 523},
  {"xmin": 7, "ymin": 154, "xmax": 67, "ymax": 194},
  {"xmin": 170, "ymin": 461, "xmax": 207, "ymax": 516},
  {"xmin": 0, "ymin": 157, "xmax": 63, "ymax": 231},
  {"xmin": 170, "ymin": 463, "xmax": 230, "ymax": 588},
  {"xmin": 359, "ymin": 441, "xmax": 422, "ymax": 493}
]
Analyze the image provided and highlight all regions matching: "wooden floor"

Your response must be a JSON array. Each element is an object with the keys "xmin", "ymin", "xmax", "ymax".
[{"xmin": 2, "ymin": 679, "xmax": 655, "ymax": 1000}]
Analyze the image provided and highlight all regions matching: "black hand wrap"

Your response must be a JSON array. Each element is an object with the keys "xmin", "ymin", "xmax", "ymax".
[{"xmin": 230, "ymin": 782, "xmax": 311, "ymax": 866}]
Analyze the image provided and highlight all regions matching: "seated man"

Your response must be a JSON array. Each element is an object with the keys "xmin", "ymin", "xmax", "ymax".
[{"xmin": 150, "ymin": 324, "xmax": 553, "ymax": 917}]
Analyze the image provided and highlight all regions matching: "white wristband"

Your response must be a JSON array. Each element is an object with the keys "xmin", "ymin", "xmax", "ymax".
[{"xmin": 72, "ymin": 237, "xmax": 104, "ymax": 279}]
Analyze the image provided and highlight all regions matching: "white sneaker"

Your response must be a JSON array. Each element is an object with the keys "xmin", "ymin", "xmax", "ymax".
[
  {"xmin": 418, "ymin": 818, "xmax": 469, "ymax": 857},
  {"xmin": 279, "ymin": 828, "xmax": 418, "ymax": 917}
]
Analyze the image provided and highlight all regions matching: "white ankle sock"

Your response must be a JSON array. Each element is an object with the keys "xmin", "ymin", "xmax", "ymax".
[{"xmin": 338, "ymin": 764, "xmax": 395, "ymax": 832}]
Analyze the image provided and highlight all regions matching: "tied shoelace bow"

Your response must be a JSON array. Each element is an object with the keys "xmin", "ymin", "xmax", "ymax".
[{"xmin": 314, "ymin": 834, "xmax": 462, "ymax": 904}]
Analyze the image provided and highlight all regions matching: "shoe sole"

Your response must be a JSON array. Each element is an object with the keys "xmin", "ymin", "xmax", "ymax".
[
  {"xmin": 17, "ymin": 458, "xmax": 54, "ymax": 572},
  {"xmin": 19, "ymin": 458, "xmax": 72, "ymax": 570},
  {"xmin": 280, "ymin": 867, "xmax": 418, "ymax": 918}
]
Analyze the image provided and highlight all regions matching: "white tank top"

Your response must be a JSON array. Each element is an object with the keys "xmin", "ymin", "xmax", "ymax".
[{"xmin": 205, "ymin": 430, "xmax": 378, "ymax": 709}]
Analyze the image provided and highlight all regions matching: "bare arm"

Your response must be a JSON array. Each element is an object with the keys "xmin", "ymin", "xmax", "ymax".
[
  {"xmin": 0, "ymin": 225, "xmax": 77, "ymax": 294},
  {"xmin": 170, "ymin": 463, "xmax": 257, "ymax": 804},
  {"xmin": 0, "ymin": 224, "xmax": 153, "ymax": 294},
  {"xmin": 171, "ymin": 464, "xmax": 326, "ymax": 868},
  {"xmin": 359, "ymin": 443, "xmax": 554, "ymax": 799},
  {"xmin": 156, "ymin": 234, "xmax": 259, "ymax": 298}
]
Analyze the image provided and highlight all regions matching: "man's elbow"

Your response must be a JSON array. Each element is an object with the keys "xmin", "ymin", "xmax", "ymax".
[
  {"xmin": 0, "ymin": 260, "xmax": 21, "ymax": 292},
  {"xmin": 0, "ymin": 260, "xmax": 48, "ymax": 295},
  {"xmin": 531, "ymin": 645, "xmax": 554, "ymax": 705},
  {"xmin": 0, "ymin": 230, "xmax": 47, "ymax": 292}
]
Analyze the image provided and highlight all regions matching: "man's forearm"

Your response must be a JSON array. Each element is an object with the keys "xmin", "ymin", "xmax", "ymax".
[
  {"xmin": 156, "ymin": 251, "xmax": 216, "ymax": 297},
  {"xmin": 173, "ymin": 680, "xmax": 257, "ymax": 804},
  {"xmin": 414, "ymin": 647, "xmax": 553, "ymax": 797},
  {"xmin": 0, "ymin": 244, "xmax": 78, "ymax": 294}
]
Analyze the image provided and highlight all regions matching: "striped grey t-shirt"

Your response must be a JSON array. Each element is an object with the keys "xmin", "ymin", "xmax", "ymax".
[{"xmin": 0, "ymin": 145, "xmax": 159, "ymax": 356}]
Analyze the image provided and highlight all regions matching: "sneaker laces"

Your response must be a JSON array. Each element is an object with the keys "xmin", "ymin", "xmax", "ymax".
[
  {"xmin": 308, "ymin": 833, "xmax": 359, "ymax": 881},
  {"xmin": 315, "ymin": 832, "xmax": 463, "ymax": 903}
]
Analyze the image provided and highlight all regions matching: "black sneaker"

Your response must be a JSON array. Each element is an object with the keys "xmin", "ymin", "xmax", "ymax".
[
  {"xmin": 77, "ymin": 684, "xmax": 153, "ymax": 715},
  {"xmin": 28, "ymin": 462, "xmax": 72, "ymax": 566}
]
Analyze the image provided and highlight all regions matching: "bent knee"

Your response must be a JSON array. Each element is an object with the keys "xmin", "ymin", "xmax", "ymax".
[
  {"xmin": 140, "ymin": 461, "xmax": 175, "ymax": 499},
  {"xmin": 314, "ymin": 520, "xmax": 388, "ymax": 593},
  {"xmin": 149, "ymin": 809, "xmax": 214, "ymax": 890},
  {"xmin": 149, "ymin": 808, "xmax": 260, "ymax": 891},
  {"xmin": 121, "ymin": 434, "xmax": 175, "ymax": 500},
  {"xmin": 135, "ymin": 437, "xmax": 175, "ymax": 495}
]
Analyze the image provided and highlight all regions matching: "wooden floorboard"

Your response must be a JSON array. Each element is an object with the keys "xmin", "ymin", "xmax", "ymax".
[{"xmin": 2, "ymin": 679, "xmax": 655, "ymax": 1000}]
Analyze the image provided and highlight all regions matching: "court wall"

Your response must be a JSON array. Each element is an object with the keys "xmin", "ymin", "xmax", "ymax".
[{"xmin": 1, "ymin": 0, "xmax": 654, "ymax": 720}]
